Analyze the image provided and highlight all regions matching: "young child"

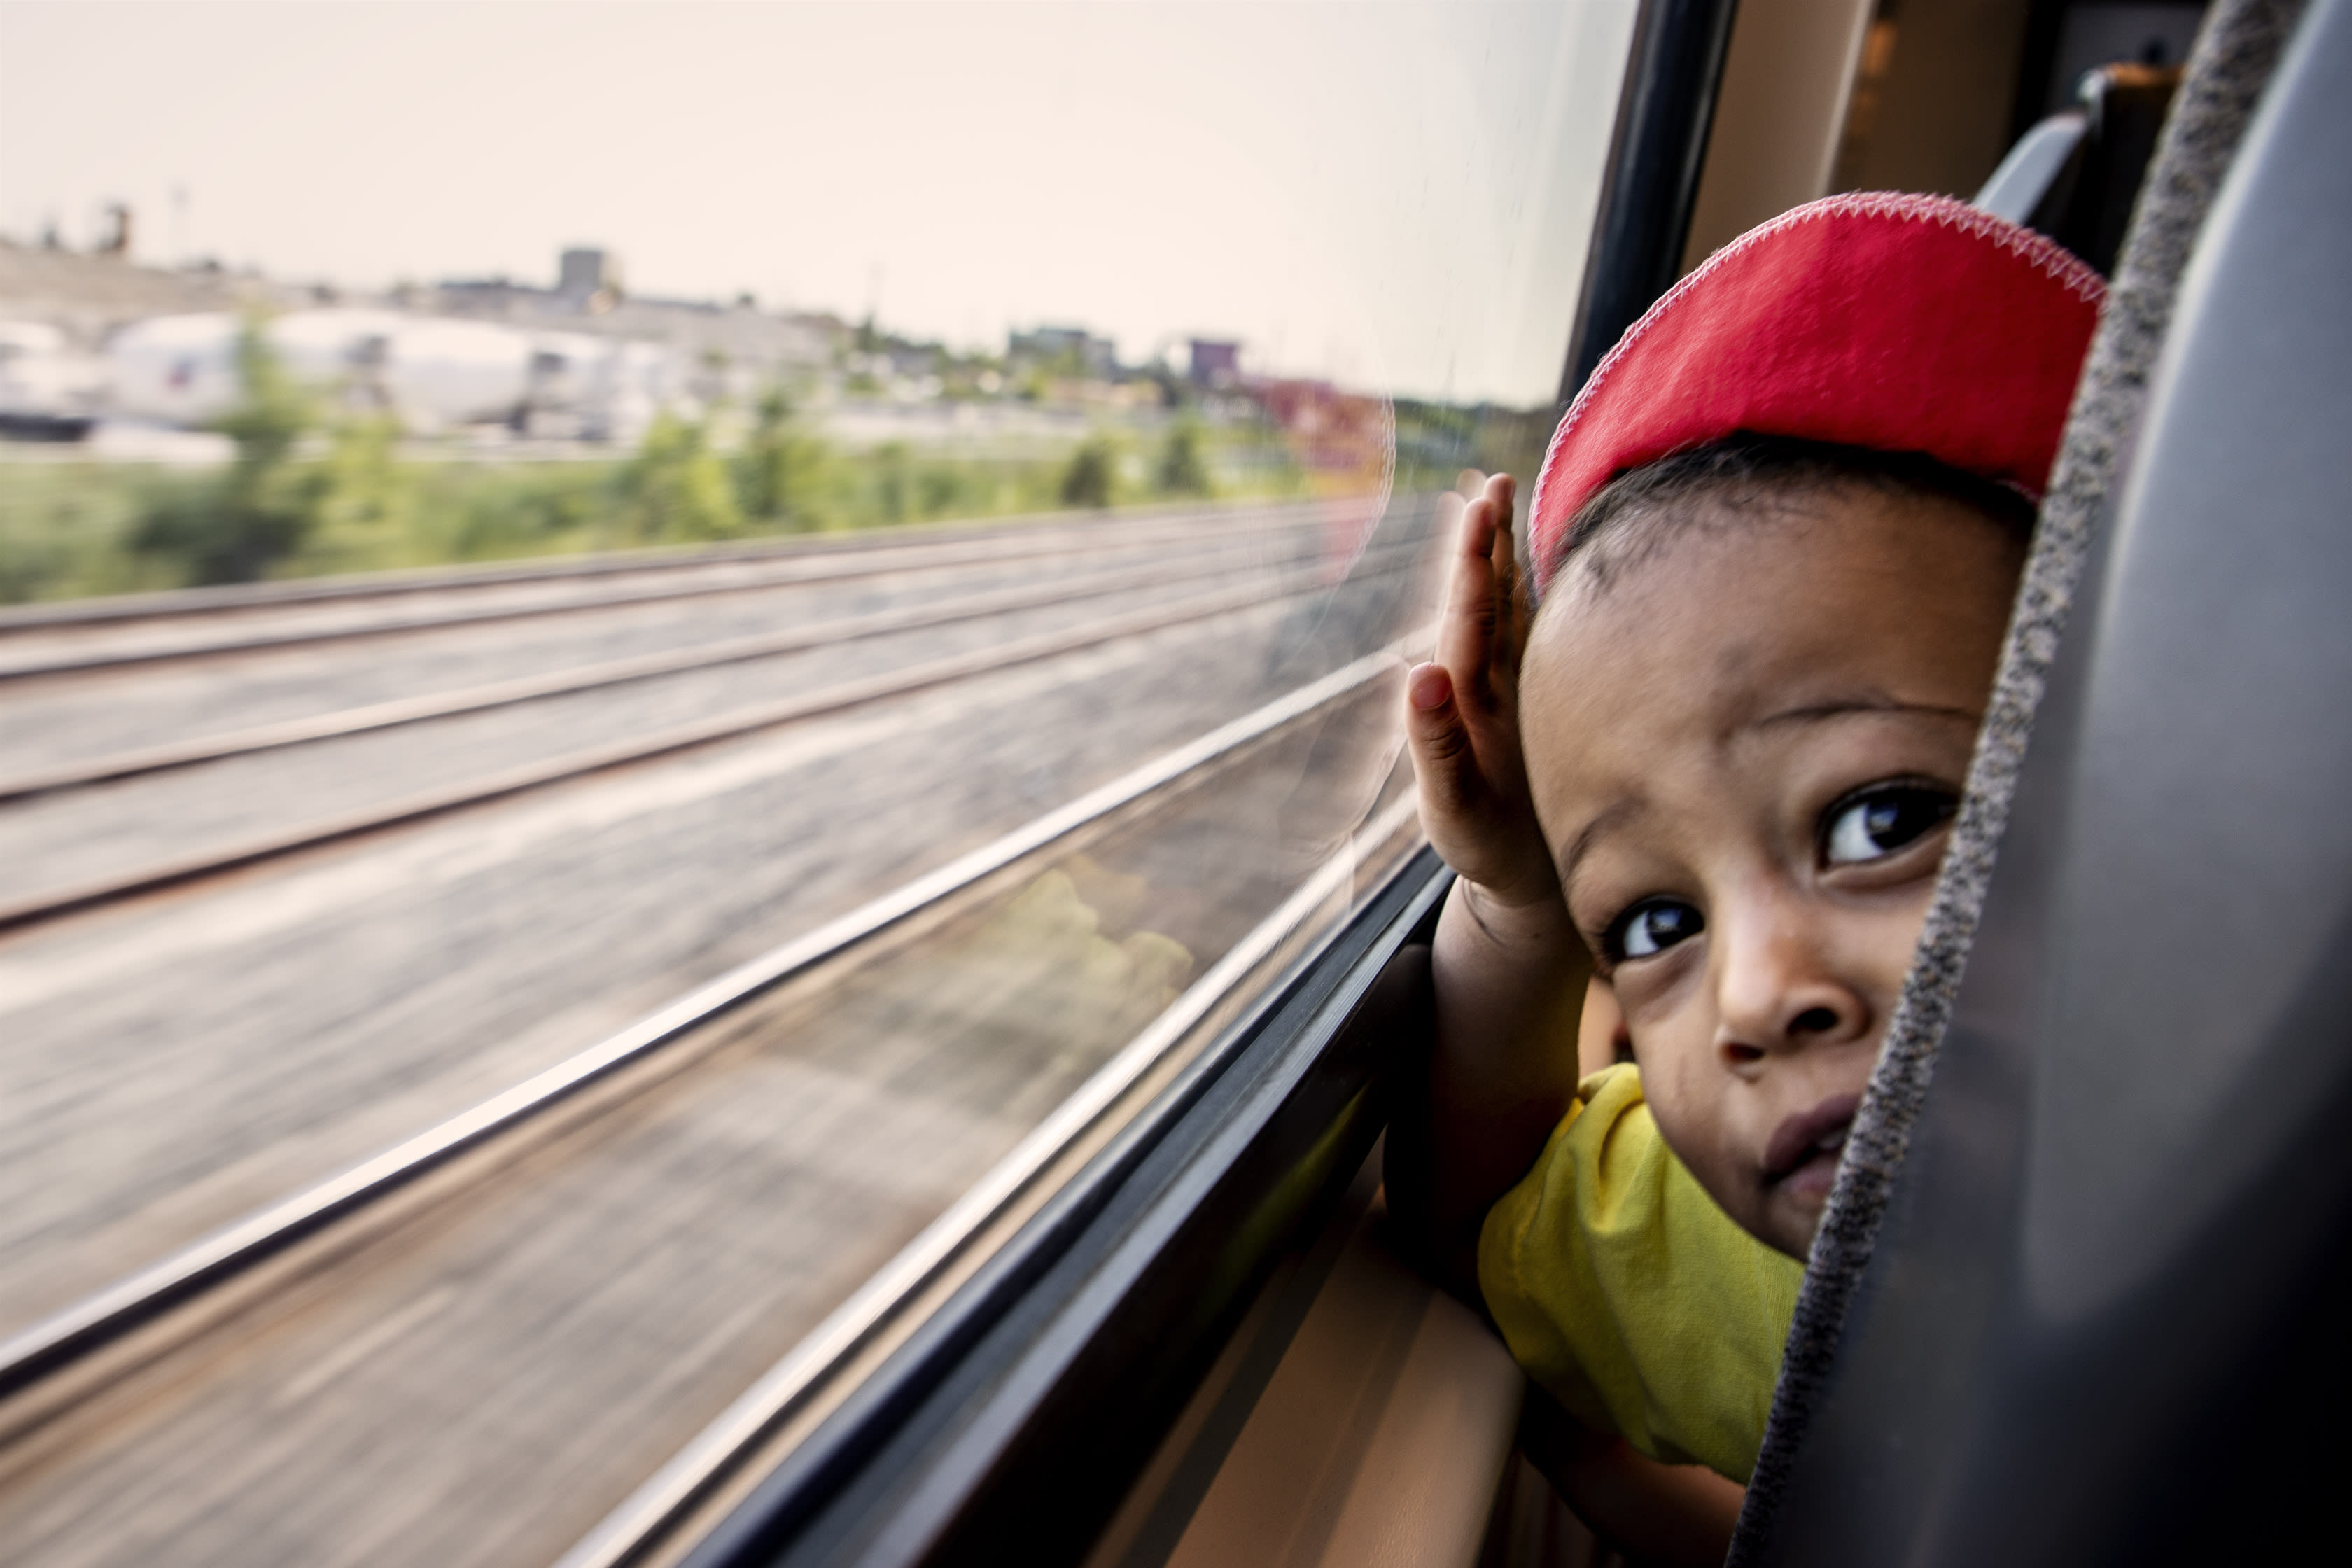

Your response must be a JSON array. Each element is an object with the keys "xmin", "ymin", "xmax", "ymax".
[{"xmin": 1389, "ymin": 194, "xmax": 2105, "ymax": 1560}]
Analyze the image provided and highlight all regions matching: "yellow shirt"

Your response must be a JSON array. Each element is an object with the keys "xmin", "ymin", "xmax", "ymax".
[{"xmin": 1478, "ymin": 1063, "xmax": 1803, "ymax": 1483}]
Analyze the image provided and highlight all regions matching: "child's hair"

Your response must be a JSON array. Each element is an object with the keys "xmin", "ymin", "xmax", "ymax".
[{"xmin": 1544, "ymin": 430, "xmax": 2038, "ymax": 594}]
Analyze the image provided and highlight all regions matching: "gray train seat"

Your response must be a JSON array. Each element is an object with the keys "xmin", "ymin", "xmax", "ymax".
[
  {"xmin": 1975, "ymin": 62, "xmax": 2180, "ymax": 274},
  {"xmin": 1758, "ymin": 0, "xmax": 2352, "ymax": 1558},
  {"xmin": 1973, "ymin": 109, "xmax": 2089, "ymax": 223}
]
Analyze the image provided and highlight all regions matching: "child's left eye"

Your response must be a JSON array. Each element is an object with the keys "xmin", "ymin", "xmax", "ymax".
[{"xmin": 1822, "ymin": 783, "xmax": 1958, "ymax": 866}]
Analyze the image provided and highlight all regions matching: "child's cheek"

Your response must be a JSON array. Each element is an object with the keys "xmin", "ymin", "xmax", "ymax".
[
  {"xmin": 1611, "ymin": 943, "xmax": 1704, "ymax": 1035},
  {"xmin": 1646, "ymin": 1078, "xmax": 1768, "ymax": 1238},
  {"xmin": 1628, "ymin": 1021, "xmax": 1715, "ymax": 1163}
]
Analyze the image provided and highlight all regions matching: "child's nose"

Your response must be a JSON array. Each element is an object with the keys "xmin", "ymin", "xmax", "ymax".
[{"xmin": 1712, "ymin": 911, "xmax": 1870, "ymax": 1066}]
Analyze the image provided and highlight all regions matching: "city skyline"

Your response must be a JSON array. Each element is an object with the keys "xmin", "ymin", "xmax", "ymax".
[{"xmin": 0, "ymin": 1, "xmax": 1637, "ymax": 406}]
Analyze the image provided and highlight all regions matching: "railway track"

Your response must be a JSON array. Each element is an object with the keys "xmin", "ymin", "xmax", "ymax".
[
  {"xmin": 0, "ymin": 539, "xmax": 1420, "ymax": 934},
  {"xmin": 0, "ymin": 496, "xmax": 1438, "ymax": 1343},
  {"xmin": 0, "ymin": 523, "xmax": 1374, "ymax": 803},
  {"xmin": 0, "ymin": 500, "xmax": 1337, "ymax": 681},
  {"xmin": 0, "ymin": 494, "xmax": 1441, "ymax": 1564},
  {"xmin": 0, "ymin": 646, "xmax": 1426, "ymax": 1568},
  {"xmin": 3, "ymin": 498, "xmax": 1401, "ymax": 799},
  {"xmin": 0, "ymin": 497, "xmax": 1315, "ymax": 634}
]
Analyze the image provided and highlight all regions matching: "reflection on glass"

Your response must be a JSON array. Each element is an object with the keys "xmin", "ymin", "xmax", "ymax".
[{"xmin": 0, "ymin": 4, "xmax": 1635, "ymax": 1564}]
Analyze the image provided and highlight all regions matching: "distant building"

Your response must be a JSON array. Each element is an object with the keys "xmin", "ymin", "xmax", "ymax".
[
  {"xmin": 424, "ymin": 246, "xmax": 839, "ymax": 392},
  {"xmin": 96, "ymin": 203, "xmax": 133, "ymax": 260},
  {"xmin": 558, "ymin": 246, "xmax": 622, "ymax": 302},
  {"xmin": 435, "ymin": 274, "xmax": 536, "ymax": 316},
  {"xmin": 1009, "ymin": 324, "xmax": 1116, "ymax": 379},
  {"xmin": 1186, "ymin": 337, "xmax": 1241, "ymax": 389},
  {"xmin": 441, "ymin": 248, "xmax": 626, "ymax": 318}
]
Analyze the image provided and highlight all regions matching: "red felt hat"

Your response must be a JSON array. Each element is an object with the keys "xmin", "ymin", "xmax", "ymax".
[{"xmin": 1530, "ymin": 192, "xmax": 2105, "ymax": 590}]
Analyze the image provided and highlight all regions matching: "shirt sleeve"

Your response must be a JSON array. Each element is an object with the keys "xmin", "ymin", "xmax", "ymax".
[{"xmin": 1476, "ymin": 1063, "xmax": 1805, "ymax": 1483}]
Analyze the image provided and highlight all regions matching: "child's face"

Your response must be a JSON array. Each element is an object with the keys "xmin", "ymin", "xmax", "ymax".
[{"xmin": 1520, "ymin": 486, "xmax": 2023, "ymax": 1257}]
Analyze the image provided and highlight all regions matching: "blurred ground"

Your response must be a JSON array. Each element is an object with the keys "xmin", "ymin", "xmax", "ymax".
[{"xmin": 0, "ymin": 499, "xmax": 1440, "ymax": 1567}]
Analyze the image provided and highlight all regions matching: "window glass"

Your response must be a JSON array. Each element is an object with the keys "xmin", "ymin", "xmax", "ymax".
[{"xmin": 0, "ymin": 5, "xmax": 1634, "ymax": 1562}]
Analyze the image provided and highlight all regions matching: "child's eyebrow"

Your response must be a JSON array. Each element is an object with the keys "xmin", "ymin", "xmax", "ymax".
[
  {"xmin": 1748, "ymin": 696, "xmax": 1982, "ymax": 730},
  {"xmin": 1559, "ymin": 797, "xmax": 1644, "ymax": 894}
]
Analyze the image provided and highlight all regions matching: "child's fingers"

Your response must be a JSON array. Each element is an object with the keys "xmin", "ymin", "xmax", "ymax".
[
  {"xmin": 1438, "ymin": 491, "xmax": 1502, "ymax": 706},
  {"xmin": 1405, "ymin": 662, "xmax": 1488, "ymax": 832},
  {"xmin": 1485, "ymin": 472, "xmax": 1517, "ymax": 530},
  {"xmin": 1483, "ymin": 475, "xmax": 1524, "ymax": 690}
]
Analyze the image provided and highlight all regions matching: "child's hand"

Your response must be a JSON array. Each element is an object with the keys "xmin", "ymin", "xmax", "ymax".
[{"xmin": 1406, "ymin": 474, "xmax": 1559, "ymax": 910}]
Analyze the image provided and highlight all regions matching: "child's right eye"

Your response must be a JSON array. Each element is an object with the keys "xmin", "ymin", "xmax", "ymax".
[{"xmin": 1608, "ymin": 898, "xmax": 1704, "ymax": 961}]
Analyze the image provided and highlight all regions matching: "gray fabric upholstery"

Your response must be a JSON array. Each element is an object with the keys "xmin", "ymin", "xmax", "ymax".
[{"xmin": 1723, "ymin": 0, "xmax": 2309, "ymax": 1557}]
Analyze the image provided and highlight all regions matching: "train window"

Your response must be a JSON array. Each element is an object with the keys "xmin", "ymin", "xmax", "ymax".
[
  {"xmin": 0, "ymin": 6, "xmax": 1642, "ymax": 1565},
  {"xmin": 19, "ymin": 0, "xmax": 2275, "ymax": 1559}
]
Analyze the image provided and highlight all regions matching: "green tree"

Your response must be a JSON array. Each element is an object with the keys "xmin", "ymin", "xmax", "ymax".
[
  {"xmin": 1060, "ymin": 435, "xmax": 1117, "ymax": 510},
  {"xmin": 615, "ymin": 412, "xmax": 743, "ymax": 542},
  {"xmin": 1155, "ymin": 418, "xmax": 1211, "ymax": 496},
  {"xmin": 132, "ymin": 318, "xmax": 316, "ymax": 583},
  {"xmin": 306, "ymin": 414, "xmax": 414, "ymax": 559},
  {"xmin": 735, "ymin": 387, "xmax": 829, "ymax": 528},
  {"xmin": 217, "ymin": 324, "xmax": 307, "ymax": 464},
  {"xmin": 442, "ymin": 463, "xmax": 614, "ymax": 560},
  {"xmin": 872, "ymin": 441, "xmax": 913, "ymax": 524},
  {"xmin": 917, "ymin": 463, "xmax": 965, "ymax": 517}
]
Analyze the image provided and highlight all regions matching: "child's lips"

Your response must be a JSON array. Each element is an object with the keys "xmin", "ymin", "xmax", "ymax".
[{"xmin": 1762, "ymin": 1093, "xmax": 1863, "ymax": 1194}]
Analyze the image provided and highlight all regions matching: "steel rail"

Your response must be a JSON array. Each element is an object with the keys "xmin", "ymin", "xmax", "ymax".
[
  {"xmin": 0, "ymin": 529, "xmax": 1402, "ymax": 804},
  {"xmin": 559, "ymin": 785, "xmax": 1424, "ymax": 1568},
  {"xmin": 0, "ymin": 560, "xmax": 1410, "ymax": 936},
  {"xmin": 0, "ymin": 503, "xmax": 1342, "ymax": 682},
  {"xmin": 0, "ymin": 505, "xmax": 1317, "ymax": 678},
  {"xmin": 0, "ymin": 643, "xmax": 1418, "ymax": 1407},
  {"xmin": 0, "ymin": 497, "xmax": 1321, "ymax": 634}
]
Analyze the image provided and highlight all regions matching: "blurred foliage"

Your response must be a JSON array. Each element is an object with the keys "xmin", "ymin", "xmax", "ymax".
[
  {"xmin": 1060, "ymin": 435, "xmax": 1118, "ymax": 510},
  {"xmin": 0, "ymin": 372, "xmax": 1548, "ymax": 605},
  {"xmin": 615, "ymin": 412, "xmax": 745, "ymax": 542},
  {"xmin": 1155, "ymin": 418, "xmax": 1212, "ymax": 497},
  {"xmin": 1390, "ymin": 399, "xmax": 1552, "ymax": 497},
  {"xmin": 130, "ymin": 321, "xmax": 319, "ymax": 584},
  {"xmin": 0, "ymin": 463, "xmax": 183, "ymax": 603},
  {"xmin": 212, "ymin": 321, "xmax": 310, "ymax": 472},
  {"xmin": 297, "ymin": 415, "xmax": 419, "ymax": 574},
  {"xmin": 872, "ymin": 441, "xmax": 915, "ymax": 526},
  {"xmin": 427, "ymin": 463, "xmax": 620, "ymax": 561},
  {"xmin": 734, "ymin": 388, "xmax": 827, "ymax": 530}
]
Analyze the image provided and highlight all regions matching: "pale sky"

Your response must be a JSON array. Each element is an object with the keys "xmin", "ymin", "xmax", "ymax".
[{"xmin": 0, "ymin": 1, "xmax": 1636, "ymax": 405}]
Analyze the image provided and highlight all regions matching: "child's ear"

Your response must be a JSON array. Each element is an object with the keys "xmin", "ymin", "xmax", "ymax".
[{"xmin": 1576, "ymin": 977, "xmax": 1632, "ymax": 1077}]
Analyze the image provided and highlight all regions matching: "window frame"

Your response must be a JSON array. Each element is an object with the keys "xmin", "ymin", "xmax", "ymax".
[{"xmin": 654, "ymin": 1, "xmax": 1746, "ymax": 1559}]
